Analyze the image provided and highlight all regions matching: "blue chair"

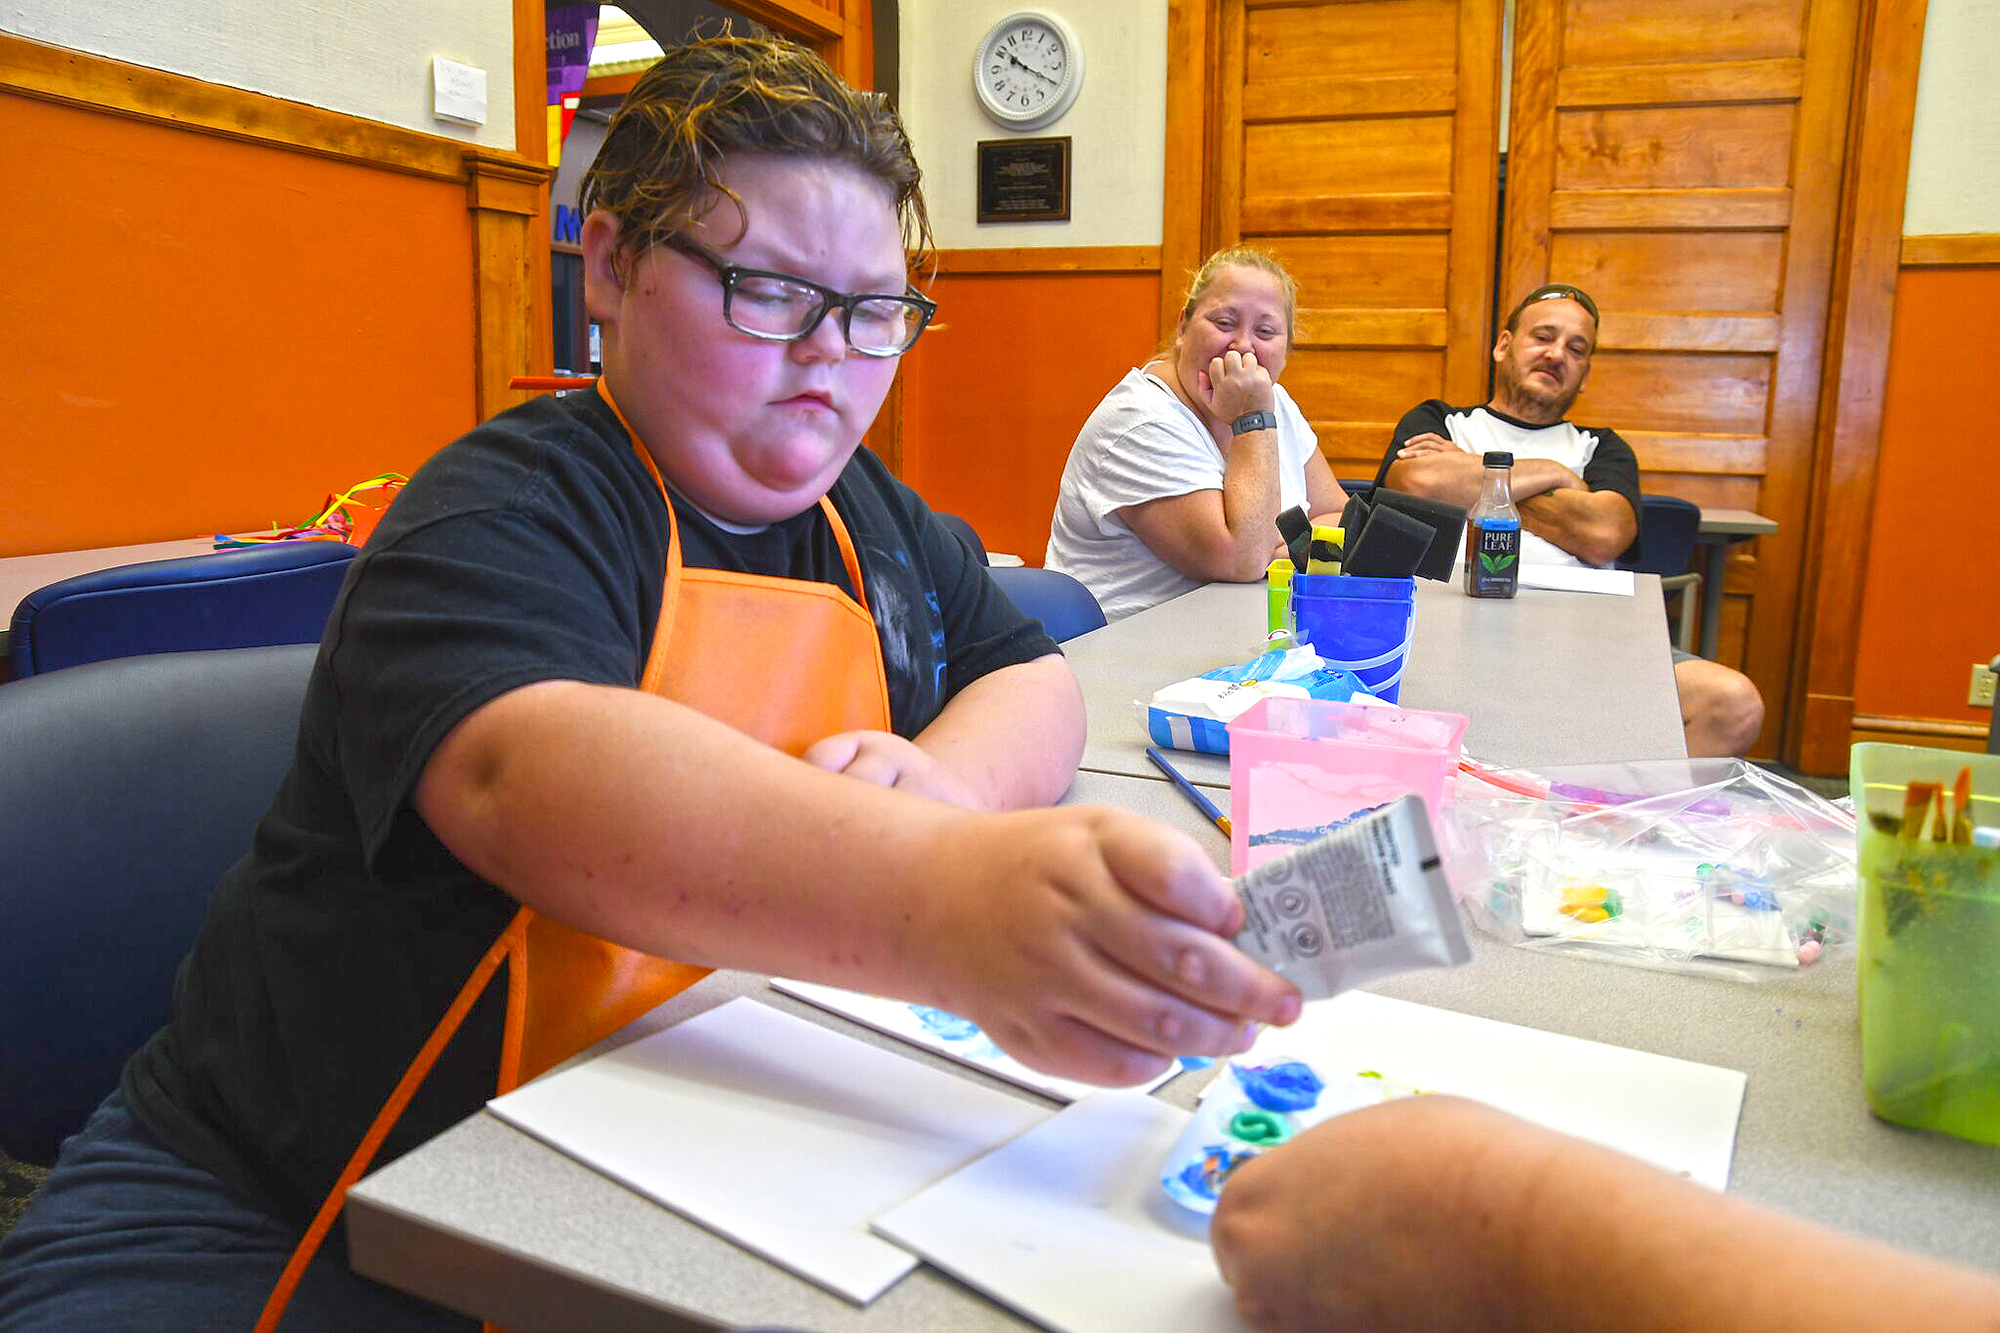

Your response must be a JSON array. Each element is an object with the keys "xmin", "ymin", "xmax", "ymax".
[
  {"xmin": 989, "ymin": 565, "xmax": 1107, "ymax": 643},
  {"xmin": 1338, "ymin": 478, "xmax": 1376, "ymax": 499},
  {"xmin": 0, "ymin": 643, "xmax": 315, "ymax": 1164},
  {"xmin": 8, "ymin": 540, "xmax": 356, "ymax": 677},
  {"xmin": 1615, "ymin": 494, "xmax": 1703, "ymax": 655},
  {"xmin": 934, "ymin": 512, "xmax": 989, "ymax": 566}
]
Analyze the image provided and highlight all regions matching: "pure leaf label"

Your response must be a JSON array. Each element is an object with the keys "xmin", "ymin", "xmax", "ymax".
[{"xmin": 1479, "ymin": 550, "xmax": 1517, "ymax": 573}]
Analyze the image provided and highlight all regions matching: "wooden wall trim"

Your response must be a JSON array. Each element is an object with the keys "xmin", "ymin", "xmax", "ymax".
[
  {"xmin": 1851, "ymin": 713, "xmax": 1992, "ymax": 742},
  {"xmin": 1161, "ymin": 0, "xmax": 1219, "ymax": 339},
  {"xmin": 1790, "ymin": 0, "xmax": 1931, "ymax": 775},
  {"xmin": 1900, "ymin": 233, "xmax": 2000, "ymax": 266},
  {"xmin": 467, "ymin": 149, "xmax": 558, "ymax": 424},
  {"xmin": 0, "ymin": 29, "xmax": 477, "ymax": 182},
  {"xmin": 930, "ymin": 246, "xmax": 1162, "ymax": 276}
]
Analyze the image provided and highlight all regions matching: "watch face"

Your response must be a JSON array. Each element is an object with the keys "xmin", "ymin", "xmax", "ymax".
[{"xmin": 975, "ymin": 12, "xmax": 1082, "ymax": 130}]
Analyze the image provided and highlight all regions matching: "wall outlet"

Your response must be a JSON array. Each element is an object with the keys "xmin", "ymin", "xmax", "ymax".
[{"xmin": 1972, "ymin": 663, "xmax": 1998, "ymax": 709}]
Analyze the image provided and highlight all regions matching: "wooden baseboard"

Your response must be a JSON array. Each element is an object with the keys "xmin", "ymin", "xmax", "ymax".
[
  {"xmin": 929, "ymin": 245, "xmax": 1162, "ymax": 276},
  {"xmin": 1850, "ymin": 712, "xmax": 1992, "ymax": 754},
  {"xmin": 1899, "ymin": 233, "xmax": 2000, "ymax": 267}
]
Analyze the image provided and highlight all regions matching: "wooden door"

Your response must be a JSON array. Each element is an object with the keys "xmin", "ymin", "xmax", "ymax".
[
  {"xmin": 1502, "ymin": 0, "xmax": 1862, "ymax": 756},
  {"xmin": 1203, "ymin": 0, "xmax": 1506, "ymax": 481}
]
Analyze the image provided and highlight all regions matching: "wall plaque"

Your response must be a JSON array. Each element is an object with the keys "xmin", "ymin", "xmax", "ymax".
[{"xmin": 976, "ymin": 137, "xmax": 1071, "ymax": 223}]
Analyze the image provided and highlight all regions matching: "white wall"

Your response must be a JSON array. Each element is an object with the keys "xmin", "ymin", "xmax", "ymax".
[
  {"xmin": 1903, "ymin": 0, "xmax": 2000, "ymax": 235},
  {"xmin": 2, "ymin": 0, "xmax": 518, "ymax": 151},
  {"xmin": 898, "ymin": 1, "xmax": 1165, "ymax": 249}
]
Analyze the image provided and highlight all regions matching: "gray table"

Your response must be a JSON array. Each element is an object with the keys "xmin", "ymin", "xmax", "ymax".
[
  {"xmin": 346, "ymin": 770, "xmax": 2000, "ymax": 1331},
  {"xmin": 1062, "ymin": 579, "xmax": 1685, "ymax": 790},
  {"xmin": 1693, "ymin": 508, "xmax": 1778, "ymax": 660}
]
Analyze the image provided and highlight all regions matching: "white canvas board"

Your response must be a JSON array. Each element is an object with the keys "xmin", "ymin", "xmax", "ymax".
[
  {"xmin": 771, "ymin": 979, "xmax": 1179, "ymax": 1103},
  {"xmin": 487, "ymin": 997, "xmax": 1050, "ymax": 1304},
  {"xmin": 1231, "ymin": 990, "xmax": 1745, "ymax": 1188},
  {"xmin": 1519, "ymin": 565, "xmax": 1636, "ymax": 596},
  {"xmin": 872, "ymin": 1092, "xmax": 1250, "ymax": 1333}
]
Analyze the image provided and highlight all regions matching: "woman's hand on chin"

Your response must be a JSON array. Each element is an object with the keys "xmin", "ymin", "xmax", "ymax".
[{"xmin": 1195, "ymin": 349, "xmax": 1276, "ymax": 428}]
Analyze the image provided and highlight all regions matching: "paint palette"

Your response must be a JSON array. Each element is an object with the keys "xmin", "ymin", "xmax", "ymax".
[{"xmin": 1159, "ymin": 1056, "xmax": 1420, "ymax": 1214}]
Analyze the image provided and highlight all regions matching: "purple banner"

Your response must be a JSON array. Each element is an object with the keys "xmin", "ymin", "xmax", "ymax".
[{"xmin": 546, "ymin": 4, "xmax": 600, "ymax": 106}]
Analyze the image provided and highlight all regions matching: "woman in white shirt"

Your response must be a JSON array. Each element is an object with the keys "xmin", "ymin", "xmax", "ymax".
[{"xmin": 1045, "ymin": 246, "xmax": 1346, "ymax": 621}]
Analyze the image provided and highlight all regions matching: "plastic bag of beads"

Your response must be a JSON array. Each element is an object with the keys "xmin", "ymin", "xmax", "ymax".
[{"xmin": 1443, "ymin": 757, "xmax": 1856, "ymax": 980}]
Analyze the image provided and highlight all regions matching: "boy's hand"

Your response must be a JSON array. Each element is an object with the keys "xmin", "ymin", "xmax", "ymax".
[
  {"xmin": 913, "ymin": 805, "xmax": 1302, "ymax": 1086},
  {"xmin": 803, "ymin": 730, "xmax": 984, "ymax": 809}
]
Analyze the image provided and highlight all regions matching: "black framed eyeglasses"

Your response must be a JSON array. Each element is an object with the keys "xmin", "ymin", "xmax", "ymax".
[{"xmin": 664, "ymin": 237, "xmax": 937, "ymax": 358}]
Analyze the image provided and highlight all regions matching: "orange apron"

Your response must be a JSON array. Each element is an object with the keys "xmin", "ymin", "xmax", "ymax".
[{"xmin": 258, "ymin": 382, "xmax": 891, "ymax": 1331}]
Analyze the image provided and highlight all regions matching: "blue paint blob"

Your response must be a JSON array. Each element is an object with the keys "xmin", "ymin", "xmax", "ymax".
[
  {"xmin": 908, "ymin": 1005, "xmax": 982, "ymax": 1043},
  {"xmin": 1233, "ymin": 1060, "xmax": 1324, "ymax": 1112},
  {"xmin": 1179, "ymin": 1055, "xmax": 1217, "ymax": 1071}
]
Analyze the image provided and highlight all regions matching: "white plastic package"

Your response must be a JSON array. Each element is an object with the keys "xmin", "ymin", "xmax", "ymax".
[{"xmin": 1445, "ymin": 757, "xmax": 1856, "ymax": 980}]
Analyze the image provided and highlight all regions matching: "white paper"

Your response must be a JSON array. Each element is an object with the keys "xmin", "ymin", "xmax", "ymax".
[
  {"xmin": 1234, "ymin": 990, "xmax": 1745, "ymax": 1188},
  {"xmin": 1518, "ymin": 565, "xmax": 1636, "ymax": 596},
  {"xmin": 487, "ymin": 997, "xmax": 1049, "ymax": 1304},
  {"xmin": 770, "ymin": 979, "xmax": 1178, "ymax": 1102},
  {"xmin": 873, "ymin": 1093, "xmax": 1250, "ymax": 1333}
]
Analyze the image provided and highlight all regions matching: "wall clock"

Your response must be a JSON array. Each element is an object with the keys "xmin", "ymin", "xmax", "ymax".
[{"xmin": 973, "ymin": 11, "xmax": 1084, "ymax": 132}]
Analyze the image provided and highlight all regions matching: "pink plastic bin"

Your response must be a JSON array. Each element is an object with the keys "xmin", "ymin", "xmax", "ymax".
[{"xmin": 1227, "ymin": 696, "xmax": 1468, "ymax": 874}]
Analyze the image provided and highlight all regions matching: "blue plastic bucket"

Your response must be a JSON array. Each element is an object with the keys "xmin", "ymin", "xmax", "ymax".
[{"xmin": 1289, "ymin": 573, "xmax": 1416, "ymax": 703}]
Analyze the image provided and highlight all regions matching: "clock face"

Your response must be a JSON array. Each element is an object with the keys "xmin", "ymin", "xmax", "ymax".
[{"xmin": 975, "ymin": 12, "xmax": 1083, "ymax": 130}]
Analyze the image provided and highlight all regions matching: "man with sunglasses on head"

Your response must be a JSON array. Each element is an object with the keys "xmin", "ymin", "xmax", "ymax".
[{"xmin": 1374, "ymin": 284, "xmax": 1764, "ymax": 758}]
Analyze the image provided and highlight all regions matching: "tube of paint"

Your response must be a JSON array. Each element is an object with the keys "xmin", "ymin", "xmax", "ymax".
[{"xmin": 1231, "ymin": 794, "xmax": 1470, "ymax": 999}]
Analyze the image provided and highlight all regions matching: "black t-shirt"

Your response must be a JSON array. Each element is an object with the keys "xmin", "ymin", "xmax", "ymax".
[
  {"xmin": 122, "ymin": 387, "xmax": 1056, "ymax": 1227},
  {"xmin": 1375, "ymin": 400, "xmax": 1643, "ymax": 564}
]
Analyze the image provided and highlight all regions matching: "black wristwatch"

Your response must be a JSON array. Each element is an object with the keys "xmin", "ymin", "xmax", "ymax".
[{"xmin": 1231, "ymin": 410, "xmax": 1277, "ymax": 436}]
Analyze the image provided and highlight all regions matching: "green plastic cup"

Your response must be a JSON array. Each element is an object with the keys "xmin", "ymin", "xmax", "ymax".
[{"xmin": 1851, "ymin": 744, "xmax": 2000, "ymax": 1144}]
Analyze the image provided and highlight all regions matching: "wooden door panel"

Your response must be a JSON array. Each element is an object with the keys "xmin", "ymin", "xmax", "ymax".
[
  {"xmin": 1580, "ymin": 353, "xmax": 1772, "ymax": 435},
  {"xmin": 1221, "ymin": 0, "xmax": 1504, "ymax": 480},
  {"xmin": 1555, "ymin": 104, "xmax": 1796, "ymax": 190},
  {"xmin": 1245, "ymin": 118, "xmax": 1455, "ymax": 196},
  {"xmin": 1258, "ymin": 235, "xmax": 1451, "ymax": 307},
  {"xmin": 1506, "ymin": 0, "xmax": 1861, "ymax": 758},
  {"xmin": 1287, "ymin": 349, "xmax": 1448, "ymax": 426},
  {"xmin": 1549, "ymin": 232, "xmax": 1784, "ymax": 312},
  {"xmin": 1246, "ymin": 0, "xmax": 1460, "ymax": 78},
  {"xmin": 1560, "ymin": 0, "xmax": 1808, "ymax": 64}
]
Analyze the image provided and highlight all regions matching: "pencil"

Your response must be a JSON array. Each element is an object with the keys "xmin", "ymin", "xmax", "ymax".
[{"xmin": 1145, "ymin": 746, "xmax": 1231, "ymax": 837}]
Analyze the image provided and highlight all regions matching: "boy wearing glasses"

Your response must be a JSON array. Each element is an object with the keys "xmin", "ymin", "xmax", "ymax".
[{"xmin": 0, "ymin": 33, "xmax": 1296, "ymax": 1331}]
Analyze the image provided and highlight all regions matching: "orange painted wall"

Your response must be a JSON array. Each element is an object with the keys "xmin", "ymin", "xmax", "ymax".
[
  {"xmin": 1852, "ymin": 264, "xmax": 2000, "ymax": 724},
  {"xmin": 0, "ymin": 92, "xmax": 477, "ymax": 557},
  {"xmin": 899, "ymin": 270, "xmax": 1162, "ymax": 563}
]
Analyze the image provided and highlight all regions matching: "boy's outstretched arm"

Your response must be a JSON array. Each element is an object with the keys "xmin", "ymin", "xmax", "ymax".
[
  {"xmin": 802, "ymin": 653, "xmax": 1084, "ymax": 811},
  {"xmin": 1213, "ymin": 1095, "xmax": 2000, "ymax": 1333},
  {"xmin": 414, "ymin": 679, "xmax": 1297, "ymax": 1086}
]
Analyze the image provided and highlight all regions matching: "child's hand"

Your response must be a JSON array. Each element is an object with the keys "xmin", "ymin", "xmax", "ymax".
[
  {"xmin": 802, "ymin": 730, "xmax": 984, "ymax": 809},
  {"xmin": 913, "ymin": 804, "xmax": 1302, "ymax": 1086}
]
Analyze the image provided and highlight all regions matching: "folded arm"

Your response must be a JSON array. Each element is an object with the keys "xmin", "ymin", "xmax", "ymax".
[{"xmin": 1518, "ymin": 488, "xmax": 1638, "ymax": 567}]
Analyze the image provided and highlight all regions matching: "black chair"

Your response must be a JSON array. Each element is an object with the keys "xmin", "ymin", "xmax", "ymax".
[
  {"xmin": 1338, "ymin": 478, "xmax": 1376, "ymax": 499},
  {"xmin": 933, "ymin": 513, "xmax": 989, "ymax": 567},
  {"xmin": 8, "ymin": 540, "xmax": 356, "ymax": 677},
  {"xmin": 989, "ymin": 566, "xmax": 1107, "ymax": 643},
  {"xmin": 0, "ymin": 643, "xmax": 315, "ymax": 1164},
  {"xmin": 1616, "ymin": 494, "xmax": 1703, "ymax": 655}
]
